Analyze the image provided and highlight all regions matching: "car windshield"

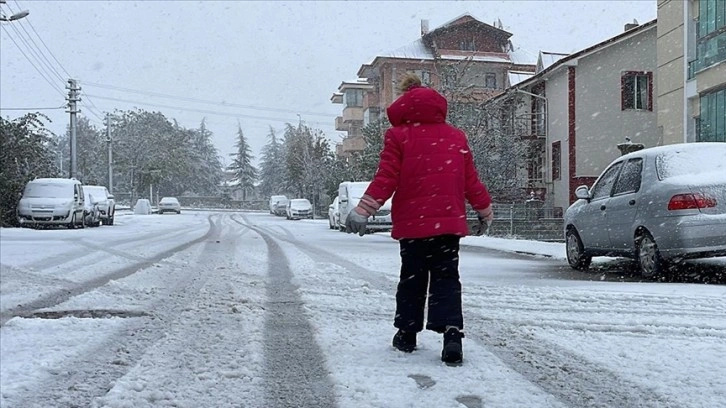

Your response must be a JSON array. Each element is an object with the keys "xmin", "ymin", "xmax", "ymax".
[
  {"xmin": 84, "ymin": 187, "xmax": 107, "ymax": 198},
  {"xmin": 290, "ymin": 199, "xmax": 311, "ymax": 207},
  {"xmin": 23, "ymin": 183, "xmax": 72, "ymax": 198}
]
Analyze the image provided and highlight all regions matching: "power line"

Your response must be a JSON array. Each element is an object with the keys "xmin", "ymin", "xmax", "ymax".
[
  {"xmin": 0, "ymin": 105, "xmax": 66, "ymax": 110},
  {"xmin": 82, "ymin": 81, "xmax": 339, "ymax": 118},
  {"xmin": 83, "ymin": 93, "xmax": 337, "ymax": 129},
  {"xmin": 0, "ymin": 25, "xmax": 66, "ymax": 98},
  {"xmin": 5, "ymin": 2, "xmax": 65, "ymax": 82},
  {"xmin": 13, "ymin": 0, "xmax": 71, "ymax": 78}
]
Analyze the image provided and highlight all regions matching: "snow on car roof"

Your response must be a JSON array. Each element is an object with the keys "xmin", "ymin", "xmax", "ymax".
[{"xmin": 30, "ymin": 178, "xmax": 80, "ymax": 185}]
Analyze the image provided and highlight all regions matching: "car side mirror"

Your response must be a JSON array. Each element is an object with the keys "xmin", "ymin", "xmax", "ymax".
[{"xmin": 574, "ymin": 185, "xmax": 591, "ymax": 201}]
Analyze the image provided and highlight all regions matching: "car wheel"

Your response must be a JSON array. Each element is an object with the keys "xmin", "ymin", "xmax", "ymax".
[
  {"xmin": 79, "ymin": 212, "xmax": 86, "ymax": 229},
  {"xmin": 636, "ymin": 231, "xmax": 669, "ymax": 278},
  {"xmin": 339, "ymin": 224, "xmax": 346, "ymax": 233},
  {"xmin": 108, "ymin": 216, "xmax": 114, "ymax": 226},
  {"xmin": 177, "ymin": 210, "xmax": 181, "ymax": 214},
  {"xmin": 566, "ymin": 228, "xmax": 591, "ymax": 270}
]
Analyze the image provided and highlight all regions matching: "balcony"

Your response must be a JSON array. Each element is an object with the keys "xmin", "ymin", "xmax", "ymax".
[
  {"xmin": 342, "ymin": 136, "xmax": 365, "ymax": 153},
  {"xmin": 335, "ymin": 116, "xmax": 345, "ymax": 131},
  {"xmin": 343, "ymin": 106, "xmax": 364, "ymax": 123}
]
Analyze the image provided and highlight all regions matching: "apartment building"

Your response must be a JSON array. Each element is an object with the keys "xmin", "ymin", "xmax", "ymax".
[
  {"xmin": 332, "ymin": 14, "xmax": 536, "ymax": 157},
  {"xmin": 482, "ymin": 20, "xmax": 659, "ymax": 212},
  {"xmin": 657, "ymin": 0, "xmax": 725, "ymax": 144}
]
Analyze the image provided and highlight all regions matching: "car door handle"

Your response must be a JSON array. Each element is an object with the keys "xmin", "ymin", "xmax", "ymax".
[
  {"xmin": 600, "ymin": 205, "xmax": 606, "ymax": 211},
  {"xmin": 629, "ymin": 199, "xmax": 636, "ymax": 206}
]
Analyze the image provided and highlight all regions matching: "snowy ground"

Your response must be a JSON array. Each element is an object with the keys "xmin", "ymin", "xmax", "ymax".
[{"xmin": 1, "ymin": 211, "xmax": 724, "ymax": 408}]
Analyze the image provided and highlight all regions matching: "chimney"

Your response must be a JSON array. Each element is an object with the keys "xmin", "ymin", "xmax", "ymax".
[
  {"xmin": 624, "ymin": 19, "xmax": 639, "ymax": 31},
  {"xmin": 421, "ymin": 19, "xmax": 429, "ymax": 36}
]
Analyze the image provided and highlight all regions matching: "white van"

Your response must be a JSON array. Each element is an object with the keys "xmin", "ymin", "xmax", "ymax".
[
  {"xmin": 16, "ymin": 178, "xmax": 86, "ymax": 228},
  {"xmin": 338, "ymin": 181, "xmax": 392, "ymax": 233},
  {"xmin": 269, "ymin": 195, "xmax": 288, "ymax": 215}
]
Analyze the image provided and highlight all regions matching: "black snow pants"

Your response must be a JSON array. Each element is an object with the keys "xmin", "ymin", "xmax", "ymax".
[{"xmin": 394, "ymin": 234, "xmax": 462, "ymax": 334}]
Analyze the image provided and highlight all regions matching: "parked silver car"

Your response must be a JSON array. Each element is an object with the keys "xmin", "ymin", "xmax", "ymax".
[
  {"xmin": 158, "ymin": 197, "xmax": 181, "ymax": 214},
  {"xmin": 286, "ymin": 198, "xmax": 313, "ymax": 220},
  {"xmin": 328, "ymin": 196, "xmax": 339, "ymax": 229},
  {"xmin": 564, "ymin": 142, "xmax": 726, "ymax": 278},
  {"xmin": 83, "ymin": 185, "xmax": 115, "ymax": 225}
]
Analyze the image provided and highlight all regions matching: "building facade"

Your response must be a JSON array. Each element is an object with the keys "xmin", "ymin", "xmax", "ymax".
[
  {"xmin": 332, "ymin": 14, "xmax": 536, "ymax": 157},
  {"xmin": 483, "ymin": 21, "xmax": 659, "ymax": 213},
  {"xmin": 657, "ymin": 0, "xmax": 726, "ymax": 144}
]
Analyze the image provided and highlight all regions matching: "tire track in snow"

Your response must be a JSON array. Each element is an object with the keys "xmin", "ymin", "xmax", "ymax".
[
  {"xmin": 243, "ymin": 219, "xmax": 676, "ymax": 408},
  {"xmin": 0, "ymin": 215, "xmax": 217, "ymax": 326},
  {"xmin": 233, "ymin": 216, "xmax": 338, "ymax": 408},
  {"xmin": 5, "ymin": 214, "xmax": 227, "ymax": 408}
]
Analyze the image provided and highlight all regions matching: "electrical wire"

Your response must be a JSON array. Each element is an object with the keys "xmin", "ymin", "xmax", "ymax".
[
  {"xmin": 0, "ymin": 105, "xmax": 66, "ymax": 110},
  {"xmin": 5, "ymin": 3, "xmax": 65, "ymax": 83},
  {"xmin": 13, "ymin": 0, "xmax": 72, "ymax": 79},
  {"xmin": 82, "ymin": 81, "xmax": 338, "ymax": 118},
  {"xmin": 0, "ymin": 25, "xmax": 66, "ymax": 98},
  {"xmin": 83, "ymin": 93, "xmax": 337, "ymax": 129}
]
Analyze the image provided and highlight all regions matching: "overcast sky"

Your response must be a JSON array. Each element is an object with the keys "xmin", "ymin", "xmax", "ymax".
[{"xmin": 1, "ymin": 1, "xmax": 657, "ymax": 167}]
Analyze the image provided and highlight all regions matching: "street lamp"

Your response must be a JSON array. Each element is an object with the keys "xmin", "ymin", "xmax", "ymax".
[{"xmin": 0, "ymin": 0, "xmax": 29, "ymax": 22}]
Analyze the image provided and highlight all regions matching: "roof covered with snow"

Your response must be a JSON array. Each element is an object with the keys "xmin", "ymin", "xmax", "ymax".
[
  {"xmin": 508, "ymin": 70, "xmax": 535, "ymax": 87},
  {"xmin": 537, "ymin": 51, "xmax": 570, "ymax": 73}
]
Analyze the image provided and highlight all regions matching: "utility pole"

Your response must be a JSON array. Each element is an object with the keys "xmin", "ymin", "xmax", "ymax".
[
  {"xmin": 105, "ymin": 113, "xmax": 113, "ymax": 193},
  {"xmin": 66, "ymin": 79, "xmax": 81, "ymax": 179}
]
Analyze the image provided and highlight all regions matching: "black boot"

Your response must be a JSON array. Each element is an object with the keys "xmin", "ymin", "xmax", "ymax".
[
  {"xmin": 392, "ymin": 329, "xmax": 416, "ymax": 353},
  {"xmin": 441, "ymin": 327, "xmax": 464, "ymax": 363}
]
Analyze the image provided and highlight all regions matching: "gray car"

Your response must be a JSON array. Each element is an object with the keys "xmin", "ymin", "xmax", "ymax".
[{"xmin": 564, "ymin": 142, "xmax": 726, "ymax": 278}]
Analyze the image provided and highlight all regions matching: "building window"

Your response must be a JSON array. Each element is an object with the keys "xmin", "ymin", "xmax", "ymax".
[
  {"xmin": 344, "ymin": 89, "xmax": 363, "ymax": 107},
  {"xmin": 552, "ymin": 141, "xmax": 561, "ymax": 181},
  {"xmin": 698, "ymin": 87, "xmax": 726, "ymax": 142},
  {"xmin": 689, "ymin": 0, "xmax": 726, "ymax": 75},
  {"xmin": 460, "ymin": 39, "xmax": 475, "ymax": 51},
  {"xmin": 485, "ymin": 73, "xmax": 497, "ymax": 89},
  {"xmin": 621, "ymin": 71, "xmax": 653, "ymax": 111},
  {"xmin": 698, "ymin": 0, "xmax": 726, "ymax": 37},
  {"xmin": 414, "ymin": 70, "xmax": 431, "ymax": 86}
]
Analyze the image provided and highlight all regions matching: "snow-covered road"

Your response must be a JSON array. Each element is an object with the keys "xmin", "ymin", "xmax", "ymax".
[{"xmin": 1, "ymin": 211, "xmax": 724, "ymax": 408}]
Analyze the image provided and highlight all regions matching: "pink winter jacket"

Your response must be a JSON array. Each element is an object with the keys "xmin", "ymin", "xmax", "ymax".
[{"xmin": 363, "ymin": 86, "xmax": 492, "ymax": 240}]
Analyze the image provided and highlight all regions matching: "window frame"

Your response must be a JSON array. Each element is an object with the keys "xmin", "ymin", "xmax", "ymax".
[
  {"xmin": 551, "ymin": 141, "xmax": 561, "ymax": 181},
  {"xmin": 485, "ymin": 73, "xmax": 497, "ymax": 89},
  {"xmin": 621, "ymin": 71, "xmax": 653, "ymax": 111}
]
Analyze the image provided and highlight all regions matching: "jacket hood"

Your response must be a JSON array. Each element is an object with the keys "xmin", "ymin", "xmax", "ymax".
[{"xmin": 386, "ymin": 86, "xmax": 447, "ymax": 126}]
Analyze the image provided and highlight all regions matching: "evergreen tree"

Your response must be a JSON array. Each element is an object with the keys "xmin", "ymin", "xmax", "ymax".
[
  {"xmin": 227, "ymin": 124, "xmax": 257, "ymax": 200},
  {"xmin": 258, "ymin": 126, "xmax": 286, "ymax": 198}
]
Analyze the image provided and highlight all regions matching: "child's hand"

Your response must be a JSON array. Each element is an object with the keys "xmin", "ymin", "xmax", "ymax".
[{"xmin": 345, "ymin": 207, "xmax": 369, "ymax": 236}]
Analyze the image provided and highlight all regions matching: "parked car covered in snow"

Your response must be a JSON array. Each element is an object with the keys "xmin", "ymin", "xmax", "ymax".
[
  {"xmin": 564, "ymin": 142, "xmax": 726, "ymax": 278},
  {"xmin": 83, "ymin": 188, "xmax": 102, "ymax": 227},
  {"xmin": 286, "ymin": 198, "xmax": 313, "ymax": 220},
  {"xmin": 337, "ymin": 181, "xmax": 393, "ymax": 233},
  {"xmin": 158, "ymin": 197, "xmax": 181, "ymax": 214},
  {"xmin": 83, "ymin": 185, "xmax": 115, "ymax": 225},
  {"xmin": 328, "ymin": 196, "xmax": 340, "ymax": 229},
  {"xmin": 269, "ymin": 195, "xmax": 288, "ymax": 214},
  {"xmin": 16, "ymin": 178, "xmax": 86, "ymax": 228},
  {"xmin": 273, "ymin": 196, "xmax": 289, "ymax": 216},
  {"xmin": 134, "ymin": 198, "xmax": 153, "ymax": 215}
]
